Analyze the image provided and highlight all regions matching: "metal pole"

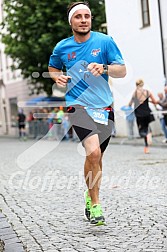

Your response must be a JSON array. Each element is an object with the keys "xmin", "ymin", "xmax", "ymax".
[{"xmin": 157, "ymin": 0, "xmax": 167, "ymax": 79}]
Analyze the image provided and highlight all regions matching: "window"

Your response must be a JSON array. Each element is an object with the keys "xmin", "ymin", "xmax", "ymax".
[
  {"xmin": 141, "ymin": 0, "xmax": 150, "ymax": 27},
  {"xmin": 9, "ymin": 97, "xmax": 18, "ymax": 127}
]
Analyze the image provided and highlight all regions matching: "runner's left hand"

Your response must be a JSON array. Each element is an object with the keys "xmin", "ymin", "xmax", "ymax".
[{"xmin": 87, "ymin": 63, "xmax": 104, "ymax": 77}]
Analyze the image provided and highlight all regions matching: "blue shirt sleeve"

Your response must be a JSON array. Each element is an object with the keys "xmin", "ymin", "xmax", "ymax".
[
  {"xmin": 48, "ymin": 45, "xmax": 63, "ymax": 70},
  {"xmin": 106, "ymin": 37, "xmax": 125, "ymax": 65}
]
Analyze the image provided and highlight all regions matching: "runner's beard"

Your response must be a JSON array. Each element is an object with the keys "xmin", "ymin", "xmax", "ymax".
[{"xmin": 73, "ymin": 28, "xmax": 91, "ymax": 36}]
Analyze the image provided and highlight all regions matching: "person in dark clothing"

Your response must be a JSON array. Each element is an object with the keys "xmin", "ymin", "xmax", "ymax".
[
  {"xmin": 17, "ymin": 109, "xmax": 26, "ymax": 140},
  {"xmin": 129, "ymin": 79, "xmax": 157, "ymax": 153},
  {"xmin": 157, "ymin": 87, "xmax": 167, "ymax": 143}
]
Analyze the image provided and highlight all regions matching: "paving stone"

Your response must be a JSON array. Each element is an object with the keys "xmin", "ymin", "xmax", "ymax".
[
  {"xmin": 0, "ymin": 212, "xmax": 25, "ymax": 251},
  {"xmin": 0, "ymin": 213, "xmax": 5, "ymax": 219},
  {"xmin": 0, "ymin": 222, "xmax": 10, "ymax": 229},
  {"xmin": 0, "ymin": 233, "xmax": 17, "ymax": 240},
  {"xmin": 0, "ymin": 227, "xmax": 14, "ymax": 237},
  {"xmin": 4, "ymin": 243, "xmax": 25, "ymax": 252},
  {"xmin": 3, "ymin": 238, "xmax": 21, "ymax": 245},
  {"xmin": 95, "ymin": 249, "xmax": 109, "ymax": 252}
]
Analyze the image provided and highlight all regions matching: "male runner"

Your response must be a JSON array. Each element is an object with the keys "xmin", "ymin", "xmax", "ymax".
[{"xmin": 48, "ymin": 1, "xmax": 126, "ymax": 225}]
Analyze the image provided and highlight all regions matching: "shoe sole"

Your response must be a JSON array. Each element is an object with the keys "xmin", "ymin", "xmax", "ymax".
[
  {"xmin": 90, "ymin": 216, "xmax": 106, "ymax": 226},
  {"xmin": 95, "ymin": 221, "xmax": 106, "ymax": 226},
  {"xmin": 90, "ymin": 220, "xmax": 106, "ymax": 226}
]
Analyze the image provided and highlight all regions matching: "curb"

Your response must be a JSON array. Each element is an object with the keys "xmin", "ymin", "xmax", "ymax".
[
  {"xmin": 110, "ymin": 136, "xmax": 167, "ymax": 148},
  {"xmin": 0, "ymin": 134, "xmax": 167, "ymax": 148},
  {"xmin": 0, "ymin": 211, "xmax": 25, "ymax": 252}
]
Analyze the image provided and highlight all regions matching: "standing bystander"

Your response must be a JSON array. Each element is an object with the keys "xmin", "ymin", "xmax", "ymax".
[
  {"xmin": 157, "ymin": 86, "xmax": 167, "ymax": 143},
  {"xmin": 121, "ymin": 105, "xmax": 135, "ymax": 139},
  {"xmin": 17, "ymin": 108, "xmax": 26, "ymax": 140},
  {"xmin": 128, "ymin": 79, "xmax": 157, "ymax": 153}
]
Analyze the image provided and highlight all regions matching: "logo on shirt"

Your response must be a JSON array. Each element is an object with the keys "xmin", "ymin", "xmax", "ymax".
[
  {"xmin": 91, "ymin": 48, "xmax": 101, "ymax": 57},
  {"xmin": 68, "ymin": 52, "xmax": 76, "ymax": 62}
]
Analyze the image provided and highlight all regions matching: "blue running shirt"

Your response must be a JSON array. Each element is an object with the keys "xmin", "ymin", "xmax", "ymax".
[{"xmin": 49, "ymin": 31, "xmax": 124, "ymax": 108}]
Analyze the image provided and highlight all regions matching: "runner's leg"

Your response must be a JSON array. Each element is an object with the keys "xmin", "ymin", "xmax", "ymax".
[{"xmin": 84, "ymin": 134, "xmax": 102, "ymax": 206}]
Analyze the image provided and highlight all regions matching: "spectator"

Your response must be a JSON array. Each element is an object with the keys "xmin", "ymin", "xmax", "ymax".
[
  {"xmin": 17, "ymin": 108, "xmax": 26, "ymax": 140},
  {"xmin": 128, "ymin": 79, "xmax": 157, "ymax": 153},
  {"xmin": 157, "ymin": 87, "xmax": 167, "ymax": 143},
  {"xmin": 47, "ymin": 107, "xmax": 58, "ymax": 140},
  {"xmin": 27, "ymin": 111, "xmax": 34, "ymax": 137},
  {"xmin": 57, "ymin": 106, "xmax": 65, "ymax": 139},
  {"xmin": 62, "ymin": 115, "xmax": 70, "ymax": 140},
  {"xmin": 121, "ymin": 105, "xmax": 135, "ymax": 139}
]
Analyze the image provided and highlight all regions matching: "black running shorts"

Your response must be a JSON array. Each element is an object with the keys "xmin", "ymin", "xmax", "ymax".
[{"xmin": 68, "ymin": 106, "xmax": 114, "ymax": 153}]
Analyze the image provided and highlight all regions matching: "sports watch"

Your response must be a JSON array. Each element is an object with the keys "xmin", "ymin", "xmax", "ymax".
[{"xmin": 102, "ymin": 64, "xmax": 108, "ymax": 75}]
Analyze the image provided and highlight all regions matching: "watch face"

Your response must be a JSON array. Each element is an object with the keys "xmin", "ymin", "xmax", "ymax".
[
  {"xmin": 103, "ymin": 64, "xmax": 108, "ymax": 70},
  {"xmin": 103, "ymin": 64, "xmax": 108, "ymax": 74}
]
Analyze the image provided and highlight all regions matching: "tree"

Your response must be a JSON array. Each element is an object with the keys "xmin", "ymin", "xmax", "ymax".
[{"xmin": 1, "ymin": 0, "xmax": 106, "ymax": 96}]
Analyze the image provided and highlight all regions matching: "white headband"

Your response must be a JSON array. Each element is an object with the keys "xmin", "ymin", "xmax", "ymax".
[{"xmin": 68, "ymin": 4, "xmax": 91, "ymax": 25}]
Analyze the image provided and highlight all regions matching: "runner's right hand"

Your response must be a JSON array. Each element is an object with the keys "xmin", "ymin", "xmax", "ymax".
[{"xmin": 56, "ymin": 75, "xmax": 72, "ymax": 88}]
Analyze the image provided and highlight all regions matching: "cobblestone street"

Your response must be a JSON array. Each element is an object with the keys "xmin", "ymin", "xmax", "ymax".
[{"xmin": 0, "ymin": 138, "xmax": 167, "ymax": 252}]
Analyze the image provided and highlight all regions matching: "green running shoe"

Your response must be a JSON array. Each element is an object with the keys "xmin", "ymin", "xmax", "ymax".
[
  {"xmin": 90, "ymin": 204, "xmax": 105, "ymax": 226},
  {"xmin": 84, "ymin": 190, "xmax": 91, "ymax": 221}
]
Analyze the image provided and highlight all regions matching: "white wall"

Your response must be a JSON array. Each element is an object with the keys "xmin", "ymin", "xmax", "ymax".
[
  {"xmin": 105, "ymin": 0, "xmax": 165, "ymax": 136},
  {"xmin": 160, "ymin": 0, "xmax": 167, "ymax": 38},
  {"xmin": 160, "ymin": 0, "xmax": 167, "ymax": 78}
]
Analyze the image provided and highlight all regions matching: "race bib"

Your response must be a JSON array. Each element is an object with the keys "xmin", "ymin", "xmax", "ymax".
[{"xmin": 86, "ymin": 108, "xmax": 108, "ymax": 125}]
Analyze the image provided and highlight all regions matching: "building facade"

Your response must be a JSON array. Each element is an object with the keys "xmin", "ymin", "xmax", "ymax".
[
  {"xmin": 0, "ymin": 40, "xmax": 30, "ymax": 136},
  {"xmin": 105, "ymin": 0, "xmax": 167, "ymax": 136},
  {"xmin": 0, "ymin": 0, "xmax": 38, "ymax": 136}
]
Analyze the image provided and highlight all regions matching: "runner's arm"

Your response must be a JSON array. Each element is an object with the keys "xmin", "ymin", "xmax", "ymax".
[
  {"xmin": 48, "ymin": 66, "xmax": 71, "ymax": 88},
  {"xmin": 108, "ymin": 64, "xmax": 126, "ymax": 78},
  {"xmin": 87, "ymin": 63, "xmax": 126, "ymax": 78}
]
